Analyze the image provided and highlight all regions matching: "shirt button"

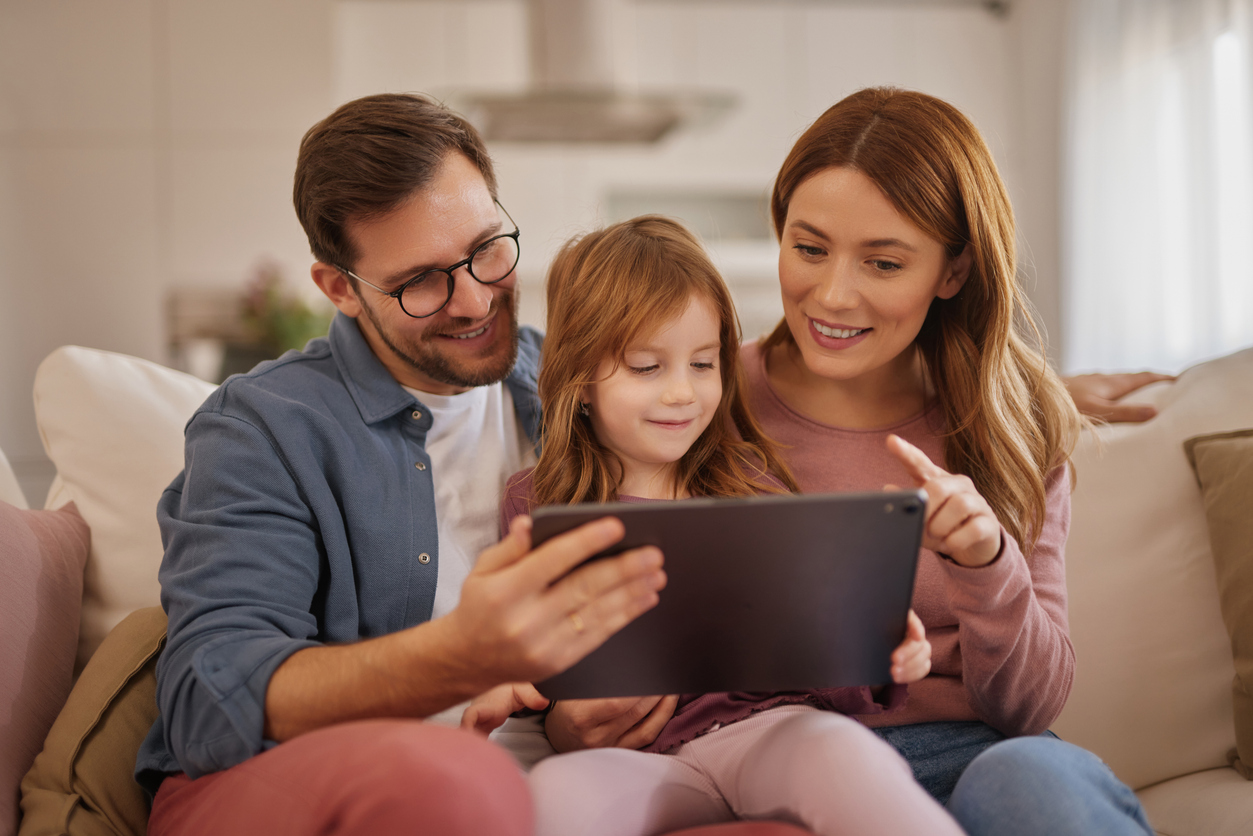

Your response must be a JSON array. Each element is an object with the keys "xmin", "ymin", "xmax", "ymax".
[
  {"xmin": 415, "ymin": 461, "xmax": 426, "ymax": 471},
  {"xmin": 411, "ymin": 410, "xmax": 422, "ymax": 420},
  {"xmin": 418, "ymin": 552, "xmax": 431, "ymax": 564}
]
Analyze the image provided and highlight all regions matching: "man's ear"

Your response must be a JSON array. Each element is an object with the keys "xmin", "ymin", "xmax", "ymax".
[
  {"xmin": 311, "ymin": 263, "xmax": 363, "ymax": 318},
  {"xmin": 936, "ymin": 244, "xmax": 972, "ymax": 301}
]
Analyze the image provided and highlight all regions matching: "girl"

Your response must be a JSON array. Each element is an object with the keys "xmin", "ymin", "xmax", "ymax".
[
  {"xmin": 466, "ymin": 216, "xmax": 963, "ymax": 836},
  {"xmin": 742, "ymin": 87, "xmax": 1151, "ymax": 836}
]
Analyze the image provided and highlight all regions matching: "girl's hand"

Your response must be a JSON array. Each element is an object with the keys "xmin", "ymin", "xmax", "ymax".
[
  {"xmin": 891, "ymin": 610, "xmax": 931, "ymax": 683},
  {"xmin": 546, "ymin": 695, "xmax": 679, "ymax": 752},
  {"xmin": 885, "ymin": 434, "xmax": 1002, "ymax": 568},
  {"xmin": 461, "ymin": 682, "xmax": 549, "ymax": 736}
]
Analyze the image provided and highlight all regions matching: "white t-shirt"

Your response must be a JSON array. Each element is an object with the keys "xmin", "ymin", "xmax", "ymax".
[
  {"xmin": 403, "ymin": 381, "xmax": 536, "ymax": 622},
  {"xmin": 401, "ymin": 381, "xmax": 551, "ymax": 767}
]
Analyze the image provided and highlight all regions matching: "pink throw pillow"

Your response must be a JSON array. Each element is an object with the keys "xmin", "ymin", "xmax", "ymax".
[{"xmin": 0, "ymin": 501, "xmax": 89, "ymax": 836}]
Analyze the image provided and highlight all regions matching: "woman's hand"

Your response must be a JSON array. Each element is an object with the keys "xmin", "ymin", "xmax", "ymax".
[
  {"xmin": 461, "ymin": 682, "xmax": 549, "ymax": 736},
  {"xmin": 545, "ymin": 695, "xmax": 679, "ymax": 752},
  {"xmin": 886, "ymin": 434, "xmax": 1002, "ymax": 568},
  {"xmin": 890, "ymin": 610, "xmax": 931, "ymax": 683}
]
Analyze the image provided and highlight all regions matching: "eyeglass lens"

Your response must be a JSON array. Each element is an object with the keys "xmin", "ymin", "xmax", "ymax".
[{"xmin": 399, "ymin": 233, "xmax": 520, "ymax": 317}]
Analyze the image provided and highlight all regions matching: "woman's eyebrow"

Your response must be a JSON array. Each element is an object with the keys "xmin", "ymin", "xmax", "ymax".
[
  {"xmin": 863, "ymin": 238, "xmax": 918, "ymax": 252},
  {"xmin": 789, "ymin": 218, "xmax": 920, "ymax": 254},
  {"xmin": 788, "ymin": 219, "xmax": 830, "ymax": 241}
]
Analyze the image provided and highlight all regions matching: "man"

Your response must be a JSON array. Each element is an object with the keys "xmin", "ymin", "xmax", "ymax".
[{"xmin": 135, "ymin": 93, "xmax": 667, "ymax": 836}]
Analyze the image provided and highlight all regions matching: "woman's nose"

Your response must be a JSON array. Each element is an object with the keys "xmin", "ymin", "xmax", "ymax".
[
  {"xmin": 443, "ymin": 266, "xmax": 495, "ymax": 320},
  {"xmin": 814, "ymin": 262, "xmax": 859, "ymax": 309}
]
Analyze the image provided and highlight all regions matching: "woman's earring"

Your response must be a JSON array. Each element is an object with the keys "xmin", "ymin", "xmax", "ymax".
[{"xmin": 578, "ymin": 401, "xmax": 591, "ymax": 416}]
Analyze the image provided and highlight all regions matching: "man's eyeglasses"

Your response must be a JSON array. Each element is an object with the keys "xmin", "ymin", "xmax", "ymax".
[{"xmin": 336, "ymin": 201, "xmax": 520, "ymax": 319}]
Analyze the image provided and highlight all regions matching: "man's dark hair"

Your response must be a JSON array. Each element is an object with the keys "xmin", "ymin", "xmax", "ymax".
[{"xmin": 293, "ymin": 93, "xmax": 498, "ymax": 271}]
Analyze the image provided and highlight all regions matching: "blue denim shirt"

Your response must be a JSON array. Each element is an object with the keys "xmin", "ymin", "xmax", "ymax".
[{"xmin": 135, "ymin": 312, "xmax": 543, "ymax": 791}]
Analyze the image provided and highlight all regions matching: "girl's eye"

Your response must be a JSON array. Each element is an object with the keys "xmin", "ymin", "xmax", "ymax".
[
  {"xmin": 627, "ymin": 365, "xmax": 658, "ymax": 375},
  {"xmin": 793, "ymin": 244, "xmax": 824, "ymax": 258},
  {"xmin": 692, "ymin": 362, "xmax": 716, "ymax": 371},
  {"xmin": 870, "ymin": 259, "xmax": 903, "ymax": 272}
]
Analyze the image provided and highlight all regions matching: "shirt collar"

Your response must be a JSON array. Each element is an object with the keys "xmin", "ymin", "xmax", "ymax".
[{"xmin": 328, "ymin": 311, "xmax": 420, "ymax": 425}]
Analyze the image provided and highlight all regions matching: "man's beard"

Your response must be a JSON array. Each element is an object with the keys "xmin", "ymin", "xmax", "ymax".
[{"xmin": 360, "ymin": 288, "xmax": 520, "ymax": 389}]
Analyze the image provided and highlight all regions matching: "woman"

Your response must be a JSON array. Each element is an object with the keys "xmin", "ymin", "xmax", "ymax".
[{"xmin": 739, "ymin": 86, "xmax": 1152, "ymax": 835}]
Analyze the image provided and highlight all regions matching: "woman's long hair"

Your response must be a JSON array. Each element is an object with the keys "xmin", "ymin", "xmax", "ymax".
[
  {"xmin": 762, "ymin": 87, "xmax": 1083, "ymax": 550},
  {"xmin": 530, "ymin": 215, "xmax": 798, "ymax": 508}
]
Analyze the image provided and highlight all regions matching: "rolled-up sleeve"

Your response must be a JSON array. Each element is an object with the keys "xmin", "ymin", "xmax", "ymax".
[{"xmin": 154, "ymin": 409, "xmax": 324, "ymax": 777}]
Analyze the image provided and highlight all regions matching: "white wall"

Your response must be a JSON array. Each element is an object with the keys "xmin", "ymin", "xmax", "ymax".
[
  {"xmin": 1006, "ymin": 0, "xmax": 1069, "ymax": 362},
  {"xmin": 0, "ymin": 0, "xmax": 336, "ymax": 503},
  {"xmin": 0, "ymin": 0, "xmax": 1068, "ymax": 504}
]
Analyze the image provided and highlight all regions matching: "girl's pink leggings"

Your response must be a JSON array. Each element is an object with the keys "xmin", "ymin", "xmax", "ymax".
[{"xmin": 529, "ymin": 705, "xmax": 965, "ymax": 836}]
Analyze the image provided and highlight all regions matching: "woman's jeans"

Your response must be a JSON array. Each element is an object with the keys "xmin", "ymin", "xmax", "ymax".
[{"xmin": 873, "ymin": 721, "xmax": 1154, "ymax": 836}]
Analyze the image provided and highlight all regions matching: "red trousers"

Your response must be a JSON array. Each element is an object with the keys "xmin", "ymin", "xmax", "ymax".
[
  {"xmin": 148, "ymin": 718, "xmax": 812, "ymax": 836},
  {"xmin": 149, "ymin": 720, "xmax": 532, "ymax": 836}
]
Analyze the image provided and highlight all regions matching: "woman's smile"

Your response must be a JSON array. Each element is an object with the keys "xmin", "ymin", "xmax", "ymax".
[{"xmin": 808, "ymin": 318, "xmax": 873, "ymax": 347}]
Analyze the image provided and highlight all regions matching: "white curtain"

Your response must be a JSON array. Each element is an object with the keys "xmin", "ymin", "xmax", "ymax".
[{"xmin": 1064, "ymin": 0, "xmax": 1253, "ymax": 373}]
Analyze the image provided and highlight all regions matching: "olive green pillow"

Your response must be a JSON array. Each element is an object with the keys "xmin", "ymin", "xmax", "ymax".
[
  {"xmin": 19, "ymin": 607, "xmax": 167, "ymax": 836},
  {"xmin": 1185, "ymin": 428, "xmax": 1253, "ymax": 780}
]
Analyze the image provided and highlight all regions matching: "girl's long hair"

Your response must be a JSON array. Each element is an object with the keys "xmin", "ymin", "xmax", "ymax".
[
  {"xmin": 762, "ymin": 87, "xmax": 1083, "ymax": 550},
  {"xmin": 530, "ymin": 215, "xmax": 798, "ymax": 508}
]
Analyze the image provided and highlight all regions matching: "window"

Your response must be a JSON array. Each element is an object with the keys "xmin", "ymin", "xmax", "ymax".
[{"xmin": 1065, "ymin": 0, "xmax": 1253, "ymax": 372}]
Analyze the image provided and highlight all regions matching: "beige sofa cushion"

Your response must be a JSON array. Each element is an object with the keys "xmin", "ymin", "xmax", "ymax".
[
  {"xmin": 1055, "ymin": 347, "xmax": 1253, "ymax": 790},
  {"xmin": 19, "ymin": 606, "xmax": 166, "ymax": 836},
  {"xmin": 33, "ymin": 347, "xmax": 215, "ymax": 669},
  {"xmin": 1137, "ymin": 767, "xmax": 1253, "ymax": 836},
  {"xmin": 0, "ymin": 501, "xmax": 89, "ymax": 836},
  {"xmin": 1185, "ymin": 428, "xmax": 1253, "ymax": 779}
]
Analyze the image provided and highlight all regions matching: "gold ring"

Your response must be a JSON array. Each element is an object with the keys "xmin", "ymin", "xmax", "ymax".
[{"xmin": 569, "ymin": 612, "xmax": 585, "ymax": 634}]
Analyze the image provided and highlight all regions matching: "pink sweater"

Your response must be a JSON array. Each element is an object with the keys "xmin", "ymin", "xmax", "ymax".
[{"xmin": 740, "ymin": 340, "xmax": 1074, "ymax": 736}]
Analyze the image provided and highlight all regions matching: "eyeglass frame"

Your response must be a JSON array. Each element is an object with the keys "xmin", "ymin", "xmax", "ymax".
[{"xmin": 334, "ymin": 200, "xmax": 521, "ymax": 319}]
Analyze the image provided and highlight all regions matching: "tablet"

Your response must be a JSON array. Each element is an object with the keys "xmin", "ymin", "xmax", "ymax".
[{"xmin": 531, "ymin": 489, "xmax": 926, "ymax": 700}]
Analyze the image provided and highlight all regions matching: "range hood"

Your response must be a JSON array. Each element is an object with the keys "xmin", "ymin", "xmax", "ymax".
[{"xmin": 451, "ymin": 0, "xmax": 736, "ymax": 143}]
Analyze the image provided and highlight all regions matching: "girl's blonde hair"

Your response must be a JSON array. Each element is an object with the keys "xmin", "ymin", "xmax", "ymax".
[
  {"xmin": 531, "ymin": 215, "xmax": 798, "ymax": 508},
  {"xmin": 763, "ymin": 87, "xmax": 1083, "ymax": 550}
]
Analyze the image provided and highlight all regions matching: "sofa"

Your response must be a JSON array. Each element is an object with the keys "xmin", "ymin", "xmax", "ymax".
[{"xmin": 3, "ymin": 342, "xmax": 1253, "ymax": 836}]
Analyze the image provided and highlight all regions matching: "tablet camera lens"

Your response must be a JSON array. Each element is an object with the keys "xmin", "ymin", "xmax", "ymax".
[{"xmin": 903, "ymin": 502, "xmax": 919, "ymax": 514}]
